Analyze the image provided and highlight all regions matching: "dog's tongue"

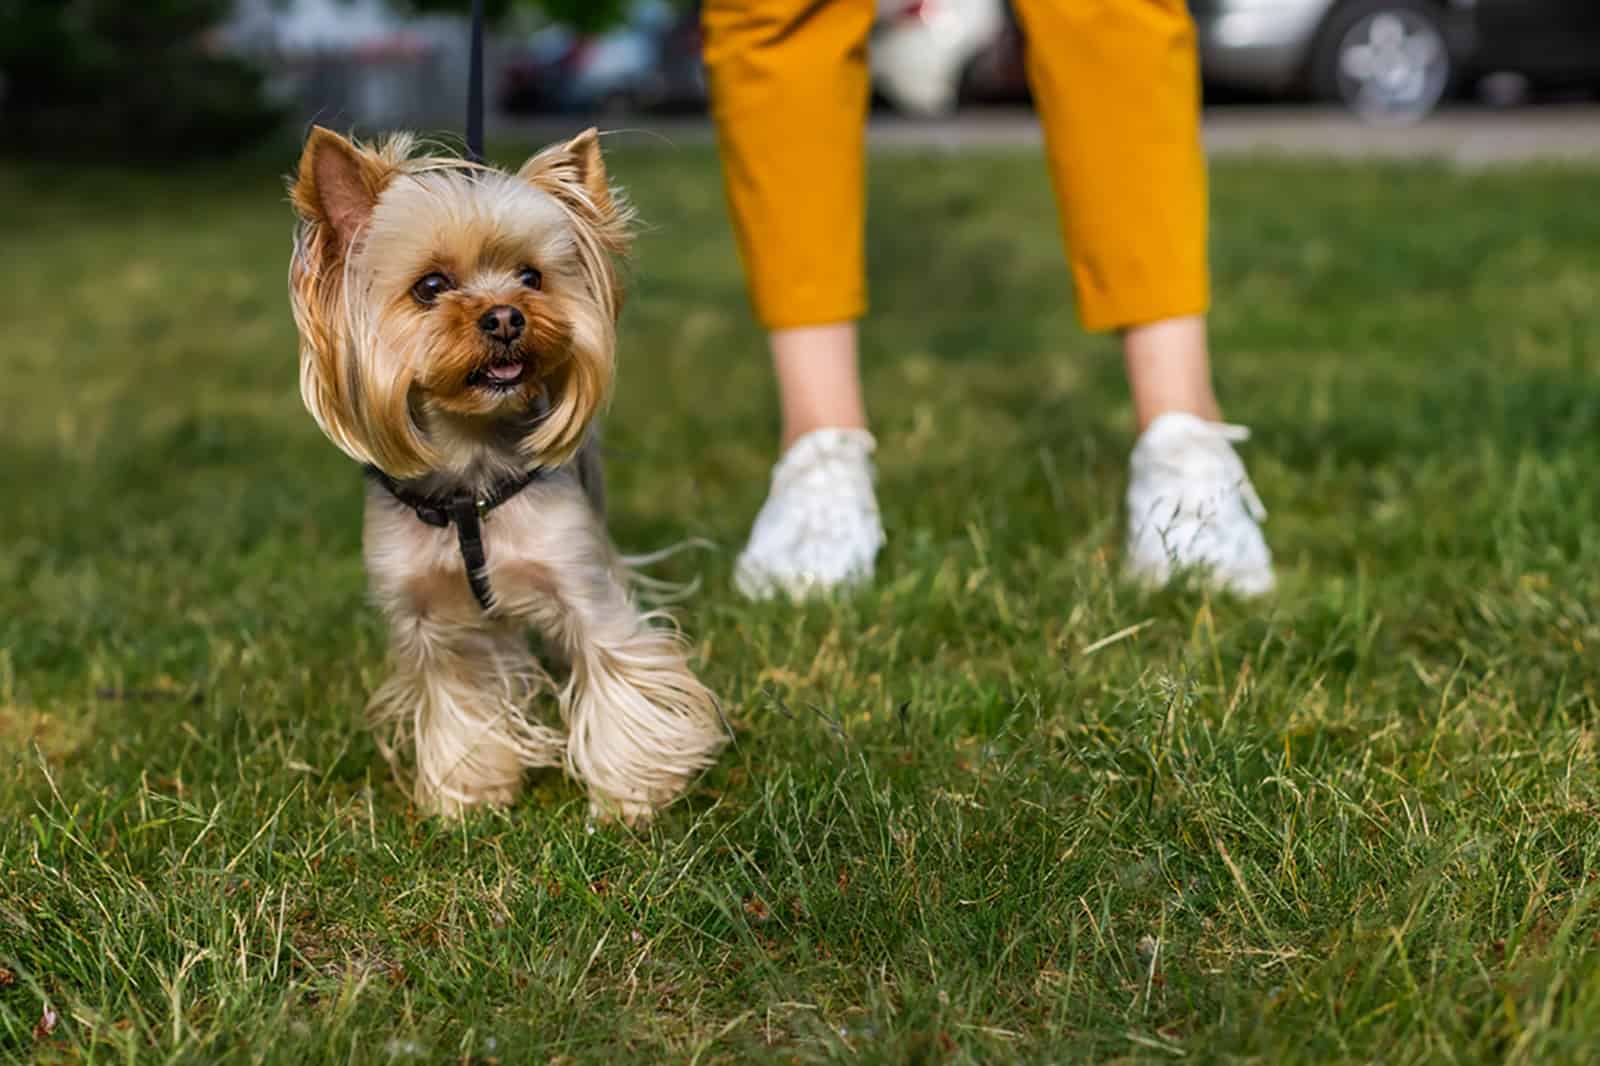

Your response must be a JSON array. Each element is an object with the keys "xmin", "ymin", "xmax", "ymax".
[{"xmin": 485, "ymin": 360, "xmax": 524, "ymax": 382}]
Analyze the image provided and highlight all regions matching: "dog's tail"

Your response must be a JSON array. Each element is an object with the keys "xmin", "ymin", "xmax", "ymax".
[{"xmin": 617, "ymin": 537, "xmax": 718, "ymax": 606}]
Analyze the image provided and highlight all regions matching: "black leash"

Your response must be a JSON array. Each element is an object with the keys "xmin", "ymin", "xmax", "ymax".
[
  {"xmin": 364, "ymin": 465, "xmax": 546, "ymax": 612},
  {"xmin": 466, "ymin": 0, "xmax": 486, "ymax": 163},
  {"xmin": 358, "ymin": 6, "xmax": 548, "ymax": 615}
]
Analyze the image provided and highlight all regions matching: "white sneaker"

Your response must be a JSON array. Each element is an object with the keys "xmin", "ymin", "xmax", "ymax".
[
  {"xmin": 734, "ymin": 428, "xmax": 885, "ymax": 600},
  {"xmin": 1124, "ymin": 412, "xmax": 1276, "ymax": 597}
]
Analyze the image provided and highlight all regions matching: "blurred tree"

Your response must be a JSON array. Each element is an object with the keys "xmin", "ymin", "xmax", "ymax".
[
  {"xmin": 0, "ymin": 0, "xmax": 284, "ymax": 158},
  {"xmin": 406, "ymin": 0, "xmax": 634, "ymax": 34}
]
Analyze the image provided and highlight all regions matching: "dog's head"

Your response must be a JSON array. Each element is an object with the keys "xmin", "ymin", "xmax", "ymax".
[{"xmin": 288, "ymin": 127, "xmax": 630, "ymax": 477}]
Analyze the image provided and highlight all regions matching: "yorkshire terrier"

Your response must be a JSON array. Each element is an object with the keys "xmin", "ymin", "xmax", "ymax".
[{"xmin": 287, "ymin": 126, "xmax": 725, "ymax": 822}]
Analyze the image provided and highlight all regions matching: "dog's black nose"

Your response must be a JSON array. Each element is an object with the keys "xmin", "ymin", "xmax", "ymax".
[{"xmin": 479, "ymin": 305, "xmax": 525, "ymax": 341}]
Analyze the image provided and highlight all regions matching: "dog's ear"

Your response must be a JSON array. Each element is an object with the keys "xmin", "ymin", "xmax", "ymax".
[
  {"xmin": 289, "ymin": 127, "xmax": 419, "ymax": 473},
  {"xmin": 562, "ymin": 127, "xmax": 613, "ymax": 216},
  {"xmin": 518, "ymin": 127, "xmax": 617, "ymax": 223},
  {"xmin": 514, "ymin": 130, "xmax": 629, "ymax": 465},
  {"xmin": 517, "ymin": 129, "xmax": 633, "ymax": 326},
  {"xmin": 292, "ymin": 126, "xmax": 391, "ymax": 258}
]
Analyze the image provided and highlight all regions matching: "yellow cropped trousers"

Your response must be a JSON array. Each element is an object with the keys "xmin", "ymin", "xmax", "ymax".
[{"xmin": 702, "ymin": 0, "xmax": 1210, "ymax": 333}]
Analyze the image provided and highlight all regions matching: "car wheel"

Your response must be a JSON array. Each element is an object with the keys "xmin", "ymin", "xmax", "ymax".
[{"xmin": 1310, "ymin": 0, "xmax": 1454, "ymax": 124}]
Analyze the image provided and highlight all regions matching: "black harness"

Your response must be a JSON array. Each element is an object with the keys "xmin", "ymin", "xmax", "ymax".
[{"xmin": 365, "ymin": 464, "xmax": 545, "ymax": 612}]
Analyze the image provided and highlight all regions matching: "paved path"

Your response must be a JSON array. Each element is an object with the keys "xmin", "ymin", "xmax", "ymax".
[
  {"xmin": 1200, "ymin": 105, "xmax": 1600, "ymax": 165},
  {"xmin": 505, "ymin": 105, "xmax": 1600, "ymax": 165}
]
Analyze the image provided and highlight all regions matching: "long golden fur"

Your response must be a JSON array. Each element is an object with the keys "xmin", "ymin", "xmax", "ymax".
[{"xmin": 288, "ymin": 126, "xmax": 725, "ymax": 821}]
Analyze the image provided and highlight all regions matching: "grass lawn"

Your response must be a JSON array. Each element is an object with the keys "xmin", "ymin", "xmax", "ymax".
[{"xmin": 4, "ymin": 140, "xmax": 1600, "ymax": 1064}]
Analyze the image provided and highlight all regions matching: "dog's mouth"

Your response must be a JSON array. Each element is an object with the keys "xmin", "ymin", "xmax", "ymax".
[{"xmin": 467, "ymin": 355, "xmax": 527, "ymax": 392}]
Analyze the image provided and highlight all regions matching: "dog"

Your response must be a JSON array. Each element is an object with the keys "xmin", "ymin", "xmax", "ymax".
[{"xmin": 287, "ymin": 126, "xmax": 725, "ymax": 822}]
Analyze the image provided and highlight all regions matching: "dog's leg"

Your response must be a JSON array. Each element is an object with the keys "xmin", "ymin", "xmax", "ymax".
[
  {"xmin": 564, "ymin": 585, "xmax": 725, "ymax": 824},
  {"xmin": 368, "ymin": 615, "xmax": 565, "ymax": 817},
  {"xmin": 504, "ymin": 518, "xmax": 725, "ymax": 824}
]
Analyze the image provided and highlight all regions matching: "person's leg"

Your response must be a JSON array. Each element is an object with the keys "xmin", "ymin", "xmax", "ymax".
[
  {"xmin": 1013, "ymin": 0, "xmax": 1212, "ymax": 379},
  {"xmin": 702, "ymin": 0, "xmax": 883, "ymax": 599},
  {"xmin": 773, "ymin": 323, "xmax": 867, "ymax": 450},
  {"xmin": 702, "ymin": 0, "xmax": 874, "ymax": 334},
  {"xmin": 1124, "ymin": 315, "xmax": 1220, "ymax": 433},
  {"xmin": 1015, "ymin": 0, "xmax": 1274, "ymax": 594}
]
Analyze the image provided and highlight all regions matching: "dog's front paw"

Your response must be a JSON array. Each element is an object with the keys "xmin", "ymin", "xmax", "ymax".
[
  {"xmin": 587, "ymin": 794, "xmax": 657, "ymax": 828},
  {"xmin": 417, "ymin": 778, "xmax": 522, "ymax": 818}
]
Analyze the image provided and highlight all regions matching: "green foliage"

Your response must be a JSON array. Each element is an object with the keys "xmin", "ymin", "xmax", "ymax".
[
  {"xmin": 407, "ymin": 0, "xmax": 637, "ymax": 34},
  {"xmin": 3, "ymin": 147, "xmax": 1600, "ymax": 1060},
  {"xmin": 0, "ymin": 0, "xmax": 282, "ymax": 159}
]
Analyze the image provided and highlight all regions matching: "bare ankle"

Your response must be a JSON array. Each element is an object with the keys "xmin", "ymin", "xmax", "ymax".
[
  {"xmin": 770, "ymin": 322, "xmax": 869, "ymax": 450},
  {"xmin": 1122, "ymin": 315, "xmax": 1222, "ymax": 432}
]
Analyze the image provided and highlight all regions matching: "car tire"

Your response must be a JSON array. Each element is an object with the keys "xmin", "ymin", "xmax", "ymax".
[{"xmin": 1309, "ymin": 0, "xmax": 1455, "ymax": 123}]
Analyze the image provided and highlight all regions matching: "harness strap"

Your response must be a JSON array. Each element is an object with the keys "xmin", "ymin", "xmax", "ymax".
[
  {"xmin": 363, "ymin": 465, "xmax": 545, "ymax": 613},
  {"xmin": 447, "ymin": 494, "xmax": 494, "ymax": 610}
]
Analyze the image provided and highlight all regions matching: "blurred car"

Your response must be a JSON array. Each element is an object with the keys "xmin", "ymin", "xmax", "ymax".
[
  {"xmin": 871, "ymin": 0, "xmax": 1007, "ymax": 115},
  {"xmin": 508, "ymin": 0, "xmax": 1013, "ymax": 118},
  {"xmin": 955, "ymin": 6, "xmax": 1032, "ymax": 106},
  {"xmin": 500, "ymin": 0, "xmax": 704, "ymax": 115},
  {"xmin": 1192, "ymin": 0, "xmax": 1600, "ymax": 123},
  {"xmin": 498, "ymin": 22, "xmax": 577, "ymax": 113}
]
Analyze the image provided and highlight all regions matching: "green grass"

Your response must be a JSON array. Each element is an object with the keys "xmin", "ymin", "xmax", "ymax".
[{"xmin": 4, "ymin": 141, "xmax": 1600, "ymax": 1064}]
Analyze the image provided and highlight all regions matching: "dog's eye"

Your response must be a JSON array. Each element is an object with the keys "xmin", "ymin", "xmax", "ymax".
[
  {"xmin": 518, "ymin": 266, "xmax": 542, "ymax": 291},
  {"xmin": 410, "ymin": 272, "xmax": 453, "ymax": 306}
]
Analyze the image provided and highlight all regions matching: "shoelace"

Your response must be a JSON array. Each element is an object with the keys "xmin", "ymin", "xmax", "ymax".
[{"xmin": 770, "ymin": 430, "xmax": 876, "ymax": 494}]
